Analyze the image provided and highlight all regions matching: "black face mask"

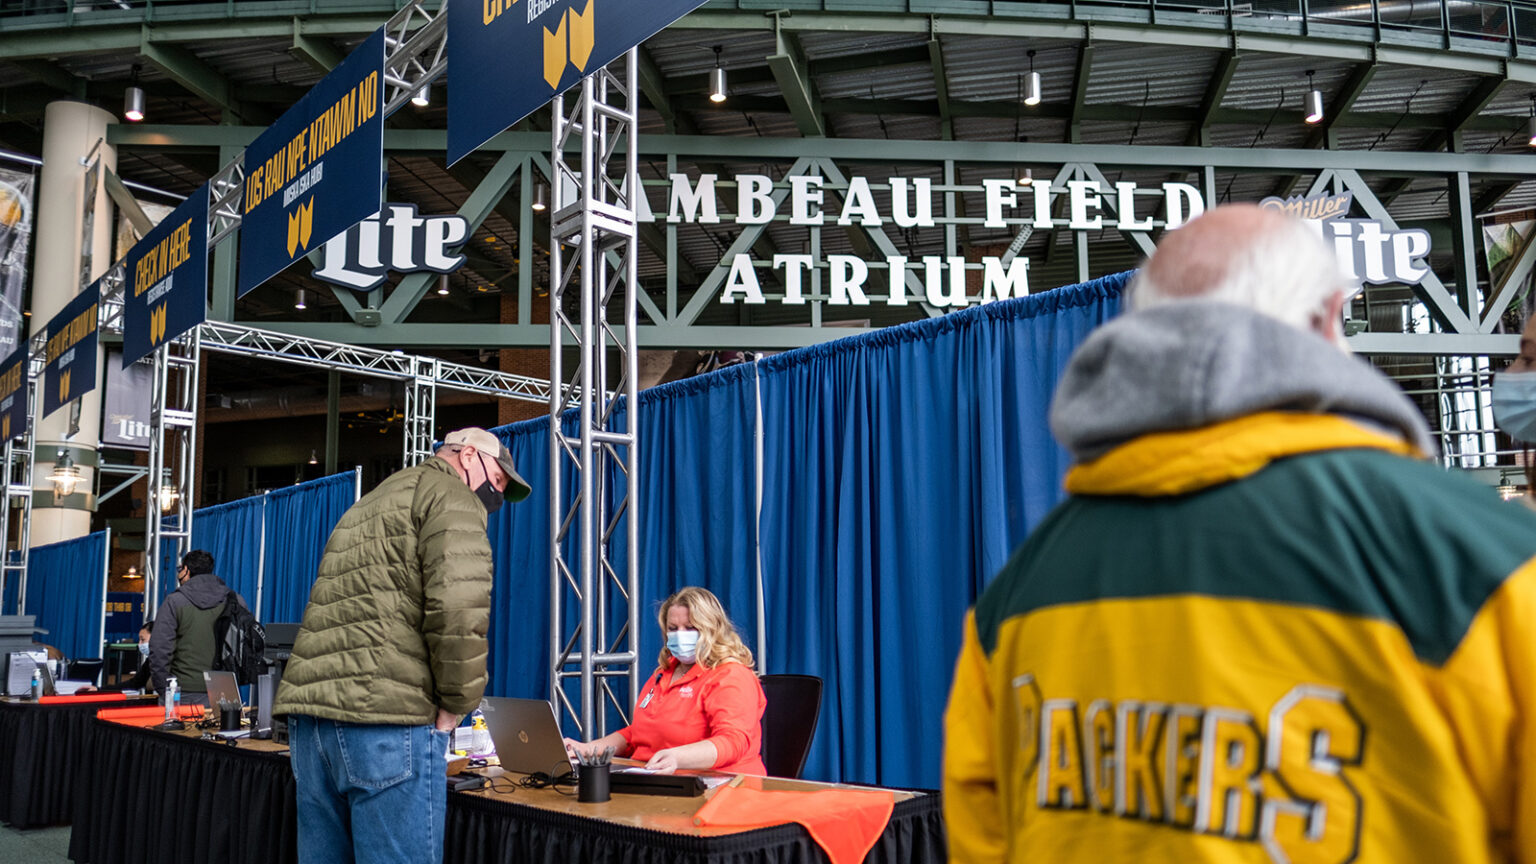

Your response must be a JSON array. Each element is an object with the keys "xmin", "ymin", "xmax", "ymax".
[{"xmin": 471, "ymin": 454, "xmax": 503, "ymax": 515}]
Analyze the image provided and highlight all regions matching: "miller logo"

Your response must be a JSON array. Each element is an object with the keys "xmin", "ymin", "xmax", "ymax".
[
  {"xmin": 287, "ymin": 197, "xmax": 315, "ymax": 257},
  {"xmin": 312, "ymin": 204, "xmax": 469, "ymax": 291},
  {"xmin": 543, "ymin": 0, "xmax": 595, "ymax": 89},
  {"xmin": 1259, "ymin": 192, "xmax": 1352, "ymax": 222},
  {"xmin": 58, "ymin": 370, "xmax": 70, "ymax": 404},
  {"xmin": 149, "ymin": 303, "xmax": 168, "ymax": 345}
]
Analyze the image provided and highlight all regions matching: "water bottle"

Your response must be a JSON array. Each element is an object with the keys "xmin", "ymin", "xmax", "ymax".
[
  {"xmin": 165, "ymin": 676, "xmax": 180, "ymax": 721},
  {"xmin": 472, "ymin": 715, "xmax": 489, "ymax": 754},
  {"xmin": 29, "ymin": 667, "xmax": 41, "ymax": 699}
]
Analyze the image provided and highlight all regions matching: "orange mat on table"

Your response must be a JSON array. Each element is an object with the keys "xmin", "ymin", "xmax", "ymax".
[
  {"xmin": 692, "ymin": 783, "xmax": 896, "ymax": 864},
  {"xmin": 37, "ymin": 693, "xmax": 128, "ymax": 704},
  {"xmin": 97, "ymin": 705, "xmax": 204, "ymax": 725}
]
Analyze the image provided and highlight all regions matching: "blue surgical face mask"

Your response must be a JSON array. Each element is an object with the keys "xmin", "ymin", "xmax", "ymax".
[
  {"xmin": 138, "ymin": 641, "xmax": 150, "ymax": 657},
  {"xmin": 666, "ymin": 630, "xmax": 699, "ymax": 664},
  {"xmin": 1494, "ymin": 372, "xmax": 1536, "ymax": 444}
]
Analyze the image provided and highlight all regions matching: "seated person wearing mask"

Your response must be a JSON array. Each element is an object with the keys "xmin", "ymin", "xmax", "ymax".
[
  {"xmin": 567, "ymin": 587, "xmax": 766, "ymax": 775},
  {"xmin": 1493, "ymin": 312, "xmax": 1536, "ymax": 508},
  {"xmin": 79, "ymin": 621, "xmax": 155, "ymax": 694}
]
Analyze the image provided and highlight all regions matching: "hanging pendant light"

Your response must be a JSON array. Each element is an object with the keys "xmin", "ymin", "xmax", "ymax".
[
  {"xmin": 1017, "ymin": 167, "xmax": 1034, "ymax": 186},
  {"xmin": 1304, "ymin": 70, "xmax": 1324, "ymax": 125},
  {"xmin": 294, "ymin": 289, "xmax": 307, "ymax": 310},
  {"xmin": 123, "ymin": 63, "xmax": 145, "ymax": 122},
  {"xmin": 532, "ymin": 184, "xmax": 547, "ymax": 212},
  {"xmin": 49, "ymin": 449, "xmax": 80, "ymax": 497},
  {"xmin": 158, "ymin": 468, "xmax": 179, "ymax": 514},
  {"xmin": 1527, "ymin": 95, "xmax": 1536, "ymax": 148},
  {"xmin": 411, "ymin": 86, "xmax": 430, "ymax": 108},
  {"xmin": 709, "ymin": 45, "xmax": 727, "ymax": 104},
  {"xmin": 1024, "ymin": 50, "xmax": 1041, "ymax": 107}
]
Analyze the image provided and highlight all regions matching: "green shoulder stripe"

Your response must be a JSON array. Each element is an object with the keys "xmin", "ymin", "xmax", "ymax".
[{"xmin": 975, "ymin": 448, "xmax": 1536, "ymax": 666}]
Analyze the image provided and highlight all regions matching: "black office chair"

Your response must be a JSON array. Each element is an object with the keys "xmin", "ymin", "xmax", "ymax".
[
  {"xmin": 759, "ymin": 674, "xmax": 823, "ymax": 779},
  {"xmin": 67, "ymin": 657, "xmax": 104, "ymax": 686}
]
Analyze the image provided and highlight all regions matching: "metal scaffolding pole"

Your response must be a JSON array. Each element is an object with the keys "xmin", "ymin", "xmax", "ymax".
[
  {"xmin": 143, "ymin": 329, "xmax": 199, "ymax": 607},
  {"xmin": 549, "ymin": 50, "xmax": 642, "ymax": 739},
  {"xmin": 1, "ymin": 371, "xmax": 36, "ymax": 612}
]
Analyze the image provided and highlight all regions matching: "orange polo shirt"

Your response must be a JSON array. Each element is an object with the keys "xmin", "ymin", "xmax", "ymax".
[{"xmin": 618, "ymin": 658, "xmax": 766, "ymax": 775}]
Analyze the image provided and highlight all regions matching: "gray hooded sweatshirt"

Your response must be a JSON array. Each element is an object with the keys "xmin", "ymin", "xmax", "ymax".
[{"xmin": 1047, "ymin": 301, "xmax": 1434, "ymax": 464}]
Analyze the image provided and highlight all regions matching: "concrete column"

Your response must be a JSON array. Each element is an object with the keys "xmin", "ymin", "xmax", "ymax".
[{"xmin": 29, "ymin": 100, "xmax": 116, "ymax": 546}]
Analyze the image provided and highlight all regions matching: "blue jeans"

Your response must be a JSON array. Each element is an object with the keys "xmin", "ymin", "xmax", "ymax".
[{"xmin": 288, "ymin": 714, "xmax": 450, "ymax": 864}]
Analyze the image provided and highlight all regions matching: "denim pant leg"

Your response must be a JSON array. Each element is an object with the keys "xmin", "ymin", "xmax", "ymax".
[
  {"xmin": 336, "ymin": 722, "xmax": 450, "ymax": 864},
  {"xmin": 289, "ymin": 715, "xmax": 356, "ymax": 864}
]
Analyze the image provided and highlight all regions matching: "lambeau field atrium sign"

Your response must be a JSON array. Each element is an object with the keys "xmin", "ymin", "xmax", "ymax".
[{"xmin": 658, "ymin": 174, "xmax": 1434, "ymax": 307}]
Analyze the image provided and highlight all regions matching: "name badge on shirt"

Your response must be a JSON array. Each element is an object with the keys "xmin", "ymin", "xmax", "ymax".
[{"xmin": 640, "ymin": 691, "xmax": 653, "ymax": 709}]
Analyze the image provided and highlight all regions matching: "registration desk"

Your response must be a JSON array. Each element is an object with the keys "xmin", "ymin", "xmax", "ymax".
[
  {"xmin": 69, "ymin": 717, "xmax": 945, "ymax": 864},
  {"xmin": 0, "ymin": 696, "xmax": 154, "ymax": 829}
]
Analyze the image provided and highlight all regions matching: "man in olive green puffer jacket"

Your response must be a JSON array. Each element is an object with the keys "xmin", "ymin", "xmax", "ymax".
[{"xmin": 274, "ymin": 426, "xmax": 529, "ymax": 864}]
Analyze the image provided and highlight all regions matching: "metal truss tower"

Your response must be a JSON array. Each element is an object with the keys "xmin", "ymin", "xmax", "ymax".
[
  {"xmin": 1, "ymin": 373, "xmax": 37, "ymax": 612},
  {"xmin": 143, "ymin": 331, "xmax": 200, "ymax": 606},
  {"xmin": 548, "ymin": 51, "xmax": 643, "ymax": 739}
]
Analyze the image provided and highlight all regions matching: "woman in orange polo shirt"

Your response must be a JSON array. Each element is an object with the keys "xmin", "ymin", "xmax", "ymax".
[{"xmin": 567, "ymin": 587, "xmax": 766, "ymax": 775}]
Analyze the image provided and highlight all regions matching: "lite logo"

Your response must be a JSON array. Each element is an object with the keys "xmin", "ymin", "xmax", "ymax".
[
  {"xmin": 543, "ymin": 0, "xmax": 595, "ymax": 88},
  {"xmin": 149, "ymin": 303, "xmax": 167, "ymax": 345},
  {"xmin": 287, "ymin": 198, "xmax": 315, "ymax": 257},
  {"xmin": 58, "ymin": 370, "xmax": 70, "ymax": 404},
  {"xmin": 1260, "ymin": 192, "xmax": 1431, "ymax": 288},
  {"xmin": 312, "ymin": 204, "xmax": 470, "ymax": 292}
]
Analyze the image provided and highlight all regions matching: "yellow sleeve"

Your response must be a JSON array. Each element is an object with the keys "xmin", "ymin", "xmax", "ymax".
[{"xmin": 943, "ymin": 611, "xmax": 1007, "ymax": 864}]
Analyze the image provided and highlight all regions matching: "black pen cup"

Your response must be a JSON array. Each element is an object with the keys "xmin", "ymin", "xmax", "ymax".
[
  {"xmin": 578, "ymin": 763, "xmax": 610, "ymax": 803},
  {"xmin": 220, "ymin": 705, "xmax": 242, "ymax": 731}
]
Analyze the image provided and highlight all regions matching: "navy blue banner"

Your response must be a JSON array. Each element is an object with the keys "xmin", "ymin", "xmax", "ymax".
[
  {"xmin": 41, "ymin": 282, "xmax": 99, "ymax": 418},
  {"xmin": 447, "ymin": 0, "xmax": 707, "ymax": 164},
  {"xmin": 238, "ymin": 26, "xmax": 384, "ymax": 296},
  {"xmin": 0, "ymin": 345, "xmax": 25, "ymax": 444},
  {"xmin": 123, "ymin": 187, "xmax": 209, "ymax": 366}
]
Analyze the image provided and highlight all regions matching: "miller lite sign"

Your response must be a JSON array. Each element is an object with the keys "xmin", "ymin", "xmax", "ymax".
[{"xmin": 312, "ymin": 203, "xmax": 470, "ymax": 291}]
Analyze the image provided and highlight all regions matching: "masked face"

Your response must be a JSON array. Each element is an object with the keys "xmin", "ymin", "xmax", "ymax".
[
  {"xmin": 468, "ymin": 453, "xmax": 503, "ymax": 515},
  {"xmin": 1494, "ymin": 372, "xmax": 1536, "ymax": 444},
  {"xmin": 138, "ymin": 640, "xmax": 150, "ymax": 658},
  {"xmin": 665, "ymin": 604, "xmax": 699, "ymax": 664}
]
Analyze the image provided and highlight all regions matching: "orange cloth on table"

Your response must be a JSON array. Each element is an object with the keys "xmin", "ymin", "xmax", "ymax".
[
  {"xmin": 692, "ymin": 784, "xmax": 896, "ymax": 864},
  {"xmin": 617, "ymin": 658, "xmax": 766, "ymax": 774},
  {"xmin": 37, "ymin": 693, "xmax": 126, "ymax": 704},
  {"xmin": 97, "ymin": 705, "xmax": 203, "ymax": 725}
]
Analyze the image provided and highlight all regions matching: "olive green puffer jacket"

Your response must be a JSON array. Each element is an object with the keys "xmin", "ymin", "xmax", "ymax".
[{"xmin": 273, "ymin": 457, "xmax": 493, "ymax": 725}]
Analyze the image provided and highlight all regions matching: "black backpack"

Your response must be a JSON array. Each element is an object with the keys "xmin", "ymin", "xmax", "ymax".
[{"xmin": 213, "ymin": 590, "xmax": 266, "ymax": 686}]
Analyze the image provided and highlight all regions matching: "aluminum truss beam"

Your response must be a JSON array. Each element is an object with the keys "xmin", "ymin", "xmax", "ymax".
[
  {"xmin": 144, "ymin": 332, "xmax": 200, "ymax": 605},
  {"xmin": 549, "ymin": 52, "xmax": 642, "ymax": 740}
]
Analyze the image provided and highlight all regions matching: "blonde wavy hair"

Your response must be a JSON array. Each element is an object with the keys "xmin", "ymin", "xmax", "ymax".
[{"xmin": 657, "ymin": 586, "xmax": 755, "ymax": 670}]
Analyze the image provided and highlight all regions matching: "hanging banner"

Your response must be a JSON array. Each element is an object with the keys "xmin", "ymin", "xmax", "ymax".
[
  {"xmin": 238, "ymin": 26, "xmax": 384, "ymax": 296},
  {"xmin": 123, "ymin": 186, "xmax": 209, "ymax": 366},
  {"xmin": 41, "ymin": 282, "xmax": 99, "ymax": 419},
  {"xmin": 447, "ymin": 0, "xmax": 708, "ymax": 164},
  {"xmin": 0, "ymin": 168, "xmax": 34, "ymax": 359},
  {"xmin": 102, "ymin": 349, "xmax": 151, "ymax": 450},
  {"xmin": 0, "ymin": 345, "xmax": 25, "ymax": 444}
]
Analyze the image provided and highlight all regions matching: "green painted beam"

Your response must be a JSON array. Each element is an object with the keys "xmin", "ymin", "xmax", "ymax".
[
  {"xmin": 290, "ymin": 19, "xmax": 344, "ymax": 74},
  {"xmin": 766, "ymin": 27, "xmax": 825, "ymax": 138},
  {"xmin": 639, "ymin": 45, "xmax": 695, "ymax": 135},
  {"xmin": 928, "ymin": 38, "xmax": 952, "ymax": 141},
  {"xmin": 1308, "ymin": 62, "xmax": 1376, "ymax": 149},
  {"xmin": 139, "ymin": 38, "xmax": 272, "ymax": 125},
  {"xmin": 11, "ymin": 58, "xmax": 84, "ymax": 97},
  {"xmin": 102, "ymin": 167, "xmax": 154, "ymax": 237},
  {"xmin": 1068, "ymin": 44, "xmax": 1094, "ymax": 145},
  {"xmin": 1186, "ymin": 51, "xmax": 1238, "ymax": 147}
]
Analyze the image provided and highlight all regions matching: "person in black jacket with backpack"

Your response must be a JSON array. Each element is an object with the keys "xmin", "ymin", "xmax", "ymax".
[{"xmin": 148, "ymin": 550, "xmax": 250, "ymax": 707}]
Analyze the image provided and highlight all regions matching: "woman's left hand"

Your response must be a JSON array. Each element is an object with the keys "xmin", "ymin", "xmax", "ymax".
[{"xmin": 644, "ymin": 748, "xmax": 681, "ymax": 774}]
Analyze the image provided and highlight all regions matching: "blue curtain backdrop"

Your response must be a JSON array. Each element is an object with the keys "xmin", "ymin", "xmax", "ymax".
[
  {"xmin": 261, "ymin": 472, "xmax": 357, "ymax": 623},
  {"xmin": 26, "ymin": 531, "xmax": 109, "ymax": 660},
  {"xmin": 758, "ymin": 275, "xmax": 1124, "ymax": 787},
  {"xmin": 480, "ymin": 274, "xmax": 1125, "ymax": 787},
  {"xmin": 190, "ymin": 495, "xmax": 265, "ymax": 612}
]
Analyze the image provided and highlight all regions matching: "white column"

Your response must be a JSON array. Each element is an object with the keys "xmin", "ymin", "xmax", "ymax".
[{"xmin": 30, "ymin": 100, "xmax": 116, "ymax": 546}]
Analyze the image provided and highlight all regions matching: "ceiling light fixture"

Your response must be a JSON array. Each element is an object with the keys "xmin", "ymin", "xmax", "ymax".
[
  {"xmin": 308, "ymin": 450, "xmax": 319, "ymax": 465},
  {"xmin": 49, "ymin": 449, "xmax": 80, "ymax": 497},
  {"xmin": 158, "ymin": 468, "xmax": 179, "ymax": 514},
  {"xmin": 124, "ymin": 63, "xmax": 145, "ymax": 122},
  {"xmin": 294, "ymin": 289, "xmax": 307, "ymax": 310},
  {"xmin": 1527, "ymin": 95, "xmax": 1536, "ymax": 147},
  {"xmin": 709, "ymin": 45, "xmax": 727, "ymax": 104},
  {"xmin": 532, "ymin": 184, "xmax": 547, "ymax": 212},
  {"xmin": 411, "ymin": 86, "xmax": 430, "ymax": 108},
  {"xmin": 1304, "ymin": 70, "xmax": 1324, "ymax": 125},
  {"xmin": 1024, "ymin": 50, "xmax": 1041, "ymax": 107}
]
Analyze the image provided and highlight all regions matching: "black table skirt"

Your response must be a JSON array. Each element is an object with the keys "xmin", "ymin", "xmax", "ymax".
[
  {"xmin": 0, "ymin": 699, "xmax": 120, "ymax": 829},
  {"xmin": 68, "ymin": 720, "xmax": 299, "ymax": 864},
  {"xmin": 444, "ymin": 788, "xmax": 946, "ymax": 864},
  {"xmin": 69, "ymin": 717, "xmax": 946, "ymax": 864}
]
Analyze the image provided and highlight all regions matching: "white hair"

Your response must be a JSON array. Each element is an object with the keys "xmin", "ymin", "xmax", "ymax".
[{"xmin": 1129, "ymin": 214, "xmax": 1353, "ymax": 333}]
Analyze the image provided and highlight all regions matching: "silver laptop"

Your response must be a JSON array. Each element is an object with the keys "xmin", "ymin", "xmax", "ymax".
[
  {"xmin": 203, "ymin": 670, "xmax": 242, "ymax": 709},
  {"xmin": 480, "ymin": 697, "xmax": 575, "ymax": 776}
]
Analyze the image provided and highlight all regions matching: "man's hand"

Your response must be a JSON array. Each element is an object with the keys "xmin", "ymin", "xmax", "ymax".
[{"xmin": 435, "ymin": 709, "xmax": 459, "ymax": 733}]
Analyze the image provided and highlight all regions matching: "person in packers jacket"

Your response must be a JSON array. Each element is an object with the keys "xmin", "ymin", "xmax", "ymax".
[
  {"xmin": 568, "ymin": 586, "xmax": 766, "ymax": 775},
  {"xmin": 943, "ymin": 204, "xmax": 1536, "ymax": 864}
]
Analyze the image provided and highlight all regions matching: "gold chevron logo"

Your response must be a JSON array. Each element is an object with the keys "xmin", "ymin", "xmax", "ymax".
[
  {"xmin": 542, "ymin": 0, "xmax": 596, "ymax": 90},
  {"xmin": 286, "ymin": 197, "xmax": 315, "ymax": 257},
  {"xmin": 150, "ymin": 302, "xmax": 167, "ymax": 345},
  {"xmin": 58, "ymin": 369, "xmax": 70, "ymax": 404}
]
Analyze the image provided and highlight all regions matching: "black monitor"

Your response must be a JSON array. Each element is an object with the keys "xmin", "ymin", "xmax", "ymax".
[{"xmin": 262, "ymin": 622, "xmax": 301, "ymax": 663}]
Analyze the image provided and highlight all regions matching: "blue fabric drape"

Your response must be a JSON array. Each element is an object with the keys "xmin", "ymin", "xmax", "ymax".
[
  {"xmin": 190, "ymin": 495, "xmax": 265, "ymax": 612},
  {"xmin": 757, "ymin": 274, "xmax": 1125, "ymax": 786},
  {"xmin": 260, "ymin": 472, "xmax": 356, "ymax": 624},
  {"xmin": 26, "ymin": 531, "xmax": 109, "ymax": 660}
]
